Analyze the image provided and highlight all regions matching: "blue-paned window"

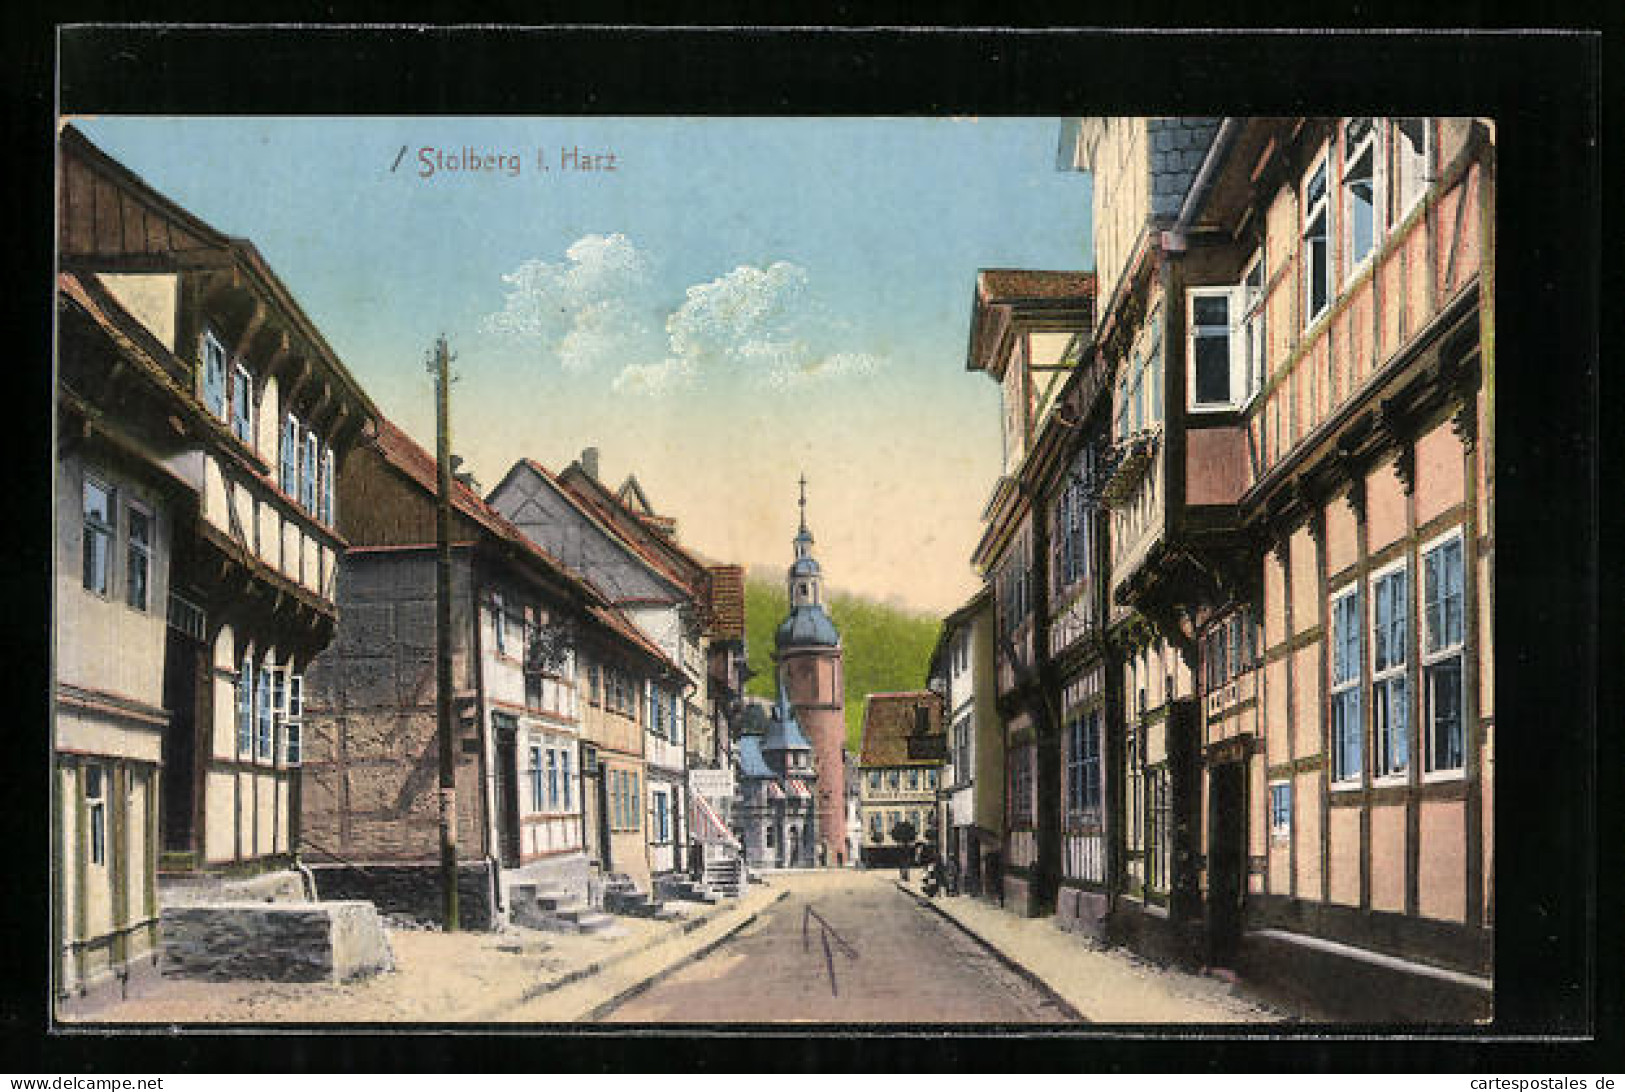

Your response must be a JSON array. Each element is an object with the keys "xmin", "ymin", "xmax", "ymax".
[
  {"xmin": 1372, "ymin": 564, "xmax": 1410, "ymax": 778},
  {"xmin": 1423, "ymin": 534, "xmax": 1466, "ymax": 773},
  {"xmin": 1330, "ymin": 587, "xmax": 1363, "ymax": 783}
]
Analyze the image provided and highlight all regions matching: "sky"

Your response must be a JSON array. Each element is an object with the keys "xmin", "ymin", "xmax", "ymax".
[{"xmin": 73, "ymin": 116, "xmax": 1093, "ymax": 615}]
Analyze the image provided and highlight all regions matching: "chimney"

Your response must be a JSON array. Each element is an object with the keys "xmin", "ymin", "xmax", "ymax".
[{"xmin": 581, "ymin": 446, "xmax": 600, "ymax": 480}]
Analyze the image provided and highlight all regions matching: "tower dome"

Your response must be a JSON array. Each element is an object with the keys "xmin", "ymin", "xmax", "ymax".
[{"xmin": 778, "ymin": 473, "xmax": 840, "ymax": 649}]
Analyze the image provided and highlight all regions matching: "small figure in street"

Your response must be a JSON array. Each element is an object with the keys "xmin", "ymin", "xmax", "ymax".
[{"xmin": 944, "ymin": 855, "xmax": 960, "ymax": 897}]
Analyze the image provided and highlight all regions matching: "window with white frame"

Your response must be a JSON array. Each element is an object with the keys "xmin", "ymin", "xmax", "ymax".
[
  {"xmin": 282, "ymin": 671, "xmax": 303, "ymax": 765},
  {"xmin": 1343, "ymin": 116, "xmax": 1380, "ymax": 276},
  {"xmin": 81, "ymin": 478, "xmax": 114, "ymax": 596},
  {"xmin": 202, "ymin": 331, "xmax": 228, "ymax": 418},
  {"xmin": 1268, "ymin": 781, "xmax": 1292, "ymax": 840},
  {"xmin": 560, "ymin": 748, "xmax": 573, "ymax": 810},
  {"xmin": 85, "ymin": 763, "xmax": 107, "ymax": 866},
  {"xmin": 1391, "ymin": 118, "xmax": 1433, "ymax": 225},
  {"xmin": 320, "ymin": 446, "xmax": 335, "ymax": 526},
  {"xmin": 301, "ymin": 431, "xmax": 319, "ymax": 512},
  {"xmin": 492, "ymin": 593, "xmax": 508, "ymax": 655},
  {"xmin": 1423, "ymin": 533, "xmax": 1466, "ymax": 774},
  {"xmin": 236, "ymin": 655, "xmax": 254, "ymax": 757},
  {"xmin": 231, "ymin": 362, "xmax": 253, "ymax": 444},
  {"xmin": 952, "ymin": 714, "xmax": 972, "ymax": 778},
  {"xmin": 653, "ymin": 789, "xmax": 670, "ymax": 843},
  {"xmin": 547, "ymin": 747, "xmax": 560, "ymax": 810},
  {"xmin": 1371, "ymin": 562, "xmax": 1410, "ymax": 779},
  {"xmin": 1240, "ymin": 247, "xmax": 1267, "ymax": 401},
  {"xmin": 529, "ymin": 745, "xmax": 545, "ymax": 812},
  {"xmin": 906, "ymin": 769, "xmax": 919, "ymax": 791},
  {"xmin": 867, "ymin": 770, "xmax": 880, "ymax": 792},
  {"xmin": 256, "ymin": 660, "xmax": 274, "ymax": 760},
  {"xmin": 281, "ymin": 414, "xmax": 300, "ymax": 495},
  {"xmin": 1330, "ymin": 586, "xmax": 1364, "ymax": 785},
  {"xmin": 126, "ymin": 502, "xmax": 152, "ymax": 611},
  {"xmin": 1303, "ymin": 151, "xmax": 1333, "ymax": 326},
  {"xmin": 868, "ymin": 811, "xmax": 883, "ymax": 841}
]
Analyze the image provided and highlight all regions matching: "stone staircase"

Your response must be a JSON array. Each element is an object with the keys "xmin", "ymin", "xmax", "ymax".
[
  {"xmin": 507, "ymin": 882, "xmax": 616, "ymax": 935},
  {"xmin": 703, "ymin": 856, "xmax": 746, "ymax": 899},
  {"xmin": 602, "ymin": 873, "xmax": 669, "ymax": 918},
  {"xmin": 655, "ymin": 874, "xmax": 717, "ymax": 905}
]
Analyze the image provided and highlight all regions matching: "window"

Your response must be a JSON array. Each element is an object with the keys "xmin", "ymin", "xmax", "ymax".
[
  {"xmin": 887, "ymin": 769, "xmax": 900, "ymax": 791},
  {"xmin": 256, "ymin": 660, "xmax": 274, "ymax": 761},
  {"xmin": 320, "ymin": 446, "xmax": 335, "ymax": 526},
  {"xmin": 1240, "ymin": 248, "xmax": 1266, "ymax": 402},
  {"xmin": 1268, "ymin": 781, "xmax": 1292, "ymax": 840},
  {"xmin": 545, "ymin": 747, "xmax": 560, "ymax": 810},
  {"xmin": 1391, "ymin": 118, "xmax": 1432, "ymax": 224},
  {"xmin": 926, "ymin": 769, "xmax": 937, "ymax": 790},
  {"xmin": 561, "ymin": 749, "xmax": 573, "ymax": 810},
  {"xmin": 1303, "ymin": 152, "xmax": 1332, "ymax": 326},
  {"xmin": 202, "ymin": 331, "xmax": 227, "ymax": 417},
  {"xmin": 1009, "ymin": 746, "xmax": 1035, "ymax": 827},
  {"xmin": 492, "ymin": 594, "xmax": 507, "ymax": 655},
  {"xmin": 1053, "ymin": 459, "xmax": 1094, "ymax": 593},
  {"xmin": 869, "ymin": 812, "xmax": 883, "ymax": 841},
  {"xmin": 998, "ymin": 530, "xmax": 1033, "ymax": 637},
  {"xmin": 1343, "ymin": 117, "xmax": 1379, "ymax": 275},
  {"xmin": 653, "ymin": 790, "xmax": 670, "ymax": 843},
  {"xmin": 1423, "ymin": 533, "xmax": 1466, "ymax": 774},
  {"xmin": 907, "ymin": 769, "xmax": 919, "ymax": 791},
  {"xmin": 630, "ymin": 773, "xmax": 640, "ymax": 830},
  {"xmin": 1190, "ymin": 289, "xmax": 1234, "ymax": 408},
  {"xmin": 1066, "ymin": 710, "xmax": 1102, "ymax": 819},
  {"xmin": 282, "ymin": 673, "xmax": 303, "ymax": 766},
  {"xmin": 236, "ymin": 655, "xmax": 254, "ymax": 757},
  {"xmin": 85, "ymin": 764, "xmax": 107, "ymax": 866},
  {"xmin": 125, "ymin": 503, "xmax": 152, "ymax": 611},
  {"xmin": 1148, "ymin": 767, "xmax": 1171, "ymax": 893},
  {"xmin": 281, "ymin": 414, "xmax": 300, "ymax": 495},
  {"xmin": 1371, "ymin": 563, "xmax": 1410, "ymax": 779},
  {"xmin": 301, "ymin": 432, "xmax": 319, "ymax": 512},
  {"xmin": 1330, "ymin": 587, "xmax": 1363, "ymax": 784},
  {"xmin": 952, "ymin": 715, "xmax": 972, "ymax": 778},
  {"xmin": 81, "ymin": 478, "xmax": 115, "ymax": 596},
  {"xmin": 231, "ymin": 363, "xmax": 253, "ymax": 444},
  {"xmin": 529, "ymin": 745, "xmax": 545, "ymax": 812},
  {"xmin": 867, "ymin": 771, "xmax": 879, "ymax": 792}
]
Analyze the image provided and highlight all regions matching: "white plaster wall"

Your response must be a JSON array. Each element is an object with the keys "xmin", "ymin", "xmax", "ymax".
[{"xmin": 98, "ymin": 273, "xmax": 177, "ymax": 352}]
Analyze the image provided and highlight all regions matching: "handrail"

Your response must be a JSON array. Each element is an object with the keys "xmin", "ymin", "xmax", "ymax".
[{"xmin": 296, "ymin": 835, "xmax": 381, "ymax": 878}]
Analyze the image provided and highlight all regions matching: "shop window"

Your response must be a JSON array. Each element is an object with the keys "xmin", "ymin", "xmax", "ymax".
[{"xmin": 1423, "ymin": 532, "xmax": 1466, "ymax": 774}]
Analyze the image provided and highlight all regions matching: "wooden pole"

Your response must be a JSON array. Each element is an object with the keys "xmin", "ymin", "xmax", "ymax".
[{"xmin": 433, "ymin": 336, "xmax": 460, "ymax": 932}]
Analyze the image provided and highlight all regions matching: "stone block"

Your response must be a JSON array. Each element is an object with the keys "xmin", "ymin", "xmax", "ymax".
[{"xmin": 161, "ymin": 901, "xmax": 394, "ymax": 982}]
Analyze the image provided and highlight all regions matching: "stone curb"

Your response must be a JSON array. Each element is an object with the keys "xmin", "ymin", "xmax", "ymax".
[
  {"xmin": 578, "ymin": 890, "xmax": 790, "ymax": 1021},
  {"xmin": 893, "ymin": 880, "xmax": 1087, "ymax": 1023}
]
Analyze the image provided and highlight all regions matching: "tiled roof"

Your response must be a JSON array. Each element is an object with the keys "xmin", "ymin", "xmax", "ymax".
[
  {"xmin": 707, "ymin": 564, "xmax": 747, "ymax": 641},
  {"xmin": 556, "ymin": 463, "xmax": 710, "ymax": 599},
  {"xmin": 859, "ymin": 691, "xmax": 945, "ymax": 768}
]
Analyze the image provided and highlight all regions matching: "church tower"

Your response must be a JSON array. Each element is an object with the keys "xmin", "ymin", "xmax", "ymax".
[{"xmin": 772, "ymin": 475, "xmax": 848, "ymax": 866}]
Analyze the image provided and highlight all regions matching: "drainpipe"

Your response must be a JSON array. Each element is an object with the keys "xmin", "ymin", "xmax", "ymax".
[{"xmin": 1165, "ymin": 118, "xmax": 1244, "ymax": 252}]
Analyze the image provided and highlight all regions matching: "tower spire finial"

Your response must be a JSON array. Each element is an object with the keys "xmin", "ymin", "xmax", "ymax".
[{"xmin": 798, "ymin": 472, "xmax": 808, "ymax": 533}]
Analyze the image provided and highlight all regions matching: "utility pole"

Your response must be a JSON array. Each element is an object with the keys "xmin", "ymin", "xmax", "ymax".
[{"xmin": 431, "ymin": 335, "xmax": 460, "ymax": 932}]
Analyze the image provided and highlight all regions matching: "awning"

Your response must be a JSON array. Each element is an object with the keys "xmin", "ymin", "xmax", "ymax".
[
  {"xmin": 787, "ymin": 779, "xmax": 812, "ymax": 799},
  {"xmin": 766, "ymin": 781, "xmax": 786, "ymax": 800},
  {"xmin": 691, "ymin": 792, "xmax": 740, "ymax": 849}
]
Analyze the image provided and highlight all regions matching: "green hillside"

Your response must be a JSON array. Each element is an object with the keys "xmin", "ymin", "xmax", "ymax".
[{"xmin": 743, "ymin": 576, "xmax": 942, "ymax": 752}]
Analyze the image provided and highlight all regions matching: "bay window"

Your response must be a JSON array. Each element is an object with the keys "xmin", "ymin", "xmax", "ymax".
[
  {"xmin": 1330, "ymin": 586, "xmax": 1363, "ymax": 785},
  {"xmin": 1423, "ymin": 533, "xmax": 1466, "ymax": 774}
]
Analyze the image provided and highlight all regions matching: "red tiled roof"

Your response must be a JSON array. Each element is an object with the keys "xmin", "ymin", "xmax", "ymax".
[
  {"xmin": 556, "ymin": 463, "xmax": 710, "ymax": 598},
  {"xmin": 859, "ymin": 691, "xmax": 946, "ymax": 767}
]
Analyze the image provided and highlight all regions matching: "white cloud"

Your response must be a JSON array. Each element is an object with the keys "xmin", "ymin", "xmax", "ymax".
[{"xmin": 483, "ymin": 240, "xmax": 883, "ymax": 395}]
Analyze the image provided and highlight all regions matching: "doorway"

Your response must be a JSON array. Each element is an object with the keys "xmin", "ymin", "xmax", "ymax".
[
  {"xmin": 493, "ymin": 715, "xmax": 520, "ymax": 868},
  {"xmin": 1206, "ymin": 761, "xmax": 1246, "ymax": 966}
]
